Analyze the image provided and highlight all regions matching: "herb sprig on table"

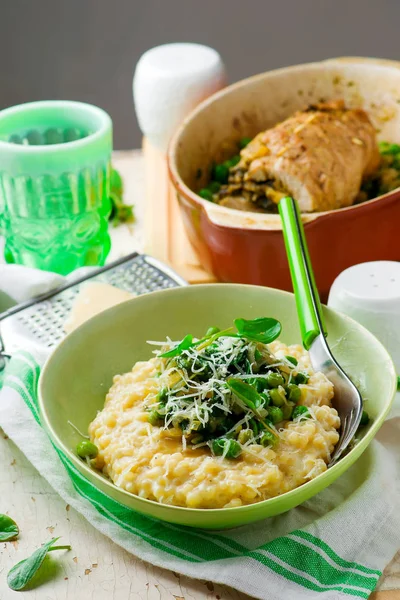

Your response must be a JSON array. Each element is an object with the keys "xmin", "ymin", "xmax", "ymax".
[
  {"xmin": 7, "ymin": 537, "xmax": 71, "ymax": 591},
  {"xmin": 109, "ymin": 167, "xmax": 135, "ymax": 226},
  {"xmin": 0, "ymin": 514, "xmax": 19, "ymax": 541},
  {"xmin": 1, "ymin": 513, "xmax": 71, "ymax": 592}
]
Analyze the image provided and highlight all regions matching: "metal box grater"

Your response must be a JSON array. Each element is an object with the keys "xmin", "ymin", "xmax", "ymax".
[{"xmin": 0, "ymin": 253, "xmax": 186, "ymax": 367}]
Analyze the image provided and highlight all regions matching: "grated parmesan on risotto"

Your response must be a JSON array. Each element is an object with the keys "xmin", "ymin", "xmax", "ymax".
[{"xmin": 88, "ymin": 321, "xmax": 340, "ymax": 509}]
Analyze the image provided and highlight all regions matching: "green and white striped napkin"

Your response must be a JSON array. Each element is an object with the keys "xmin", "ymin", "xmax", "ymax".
[{"xmin": 1, "ymin": 350, "xmax": 399, "ymax": 600}]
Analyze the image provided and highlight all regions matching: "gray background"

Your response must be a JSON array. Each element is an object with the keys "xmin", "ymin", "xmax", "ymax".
[{"xmin": 2, "ymin": 0, "xmax": 400, "ymax": 149}]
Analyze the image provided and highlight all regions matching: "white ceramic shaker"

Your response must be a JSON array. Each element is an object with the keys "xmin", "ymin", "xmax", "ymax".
[
  {"xmin": 328, "ymin": 261, "xmax": 400, "ymax": 372},
  {"xmin": 133, "ymin": 43, "xmax": 227, "ymax": 152},
  {"xmin": 132, "ymin": 43, "xmax": 226, "ymax": 272}
]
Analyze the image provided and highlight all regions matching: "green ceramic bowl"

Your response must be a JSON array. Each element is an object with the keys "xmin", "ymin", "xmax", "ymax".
[{"xmin": 38, "ymin": 284, "xmax": 397, "ymax": 529}]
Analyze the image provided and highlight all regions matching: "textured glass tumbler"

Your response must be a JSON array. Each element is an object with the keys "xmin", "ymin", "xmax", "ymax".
[{"xmin": 0, "ymin": 101, "xmax": 112, "ymax": 274}]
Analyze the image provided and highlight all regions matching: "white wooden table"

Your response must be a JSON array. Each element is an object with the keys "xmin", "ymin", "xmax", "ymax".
[{"xmin": 0, "ymin": 151, "xmax": 398, "ymax": 600}]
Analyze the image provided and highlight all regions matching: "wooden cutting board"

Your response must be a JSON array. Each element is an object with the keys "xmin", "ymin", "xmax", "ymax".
[{"xmin": 143, "ymin": 138, "xmax": 217, "ymax": 284}]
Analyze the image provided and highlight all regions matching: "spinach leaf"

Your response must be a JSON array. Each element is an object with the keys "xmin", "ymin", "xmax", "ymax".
[
  {"xmin": 7, "ymin": 537, "xmax": 71, "ymax": 591},
  {"xmin": 195, "ymin": 327, "xmax": 235, "ymax": 351},
  {"xmin": 227, "ymin": 378, "xmax": 279, "ymax": 438},
  {"xmin": 234, "ymin": 317, "xmax": 281, "ymax": 344},
  {"xmin": 227, "ymin": 379, "xmax": 261, "ymax": 411},
  {"xmin": 160, "ymin": 334, "xmax": 194, "ymax": 358},
  {"xmin": 0, "ymin": 514, "xmax": 19, "ymax": 542}
]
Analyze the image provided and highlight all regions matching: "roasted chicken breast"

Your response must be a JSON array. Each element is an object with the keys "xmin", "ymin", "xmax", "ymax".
[{"xmin": 219, "ymin": 100, "xmax": 380, "ymax": 213}]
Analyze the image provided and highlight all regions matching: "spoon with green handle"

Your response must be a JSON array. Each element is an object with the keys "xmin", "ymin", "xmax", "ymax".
[{"xmin": 279, "ymin": 196, "xmax": 363, "ymax": 465}]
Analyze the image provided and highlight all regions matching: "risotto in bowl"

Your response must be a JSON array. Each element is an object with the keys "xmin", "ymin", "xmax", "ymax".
[{"xmin": 38, "ymin": 284, "xmax": 396, "ymax": 529}]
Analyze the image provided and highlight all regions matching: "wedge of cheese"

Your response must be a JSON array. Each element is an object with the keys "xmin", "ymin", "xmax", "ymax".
[{"xmin": 64, "ymin": 282, "xmax": 134, "ymax": 334}]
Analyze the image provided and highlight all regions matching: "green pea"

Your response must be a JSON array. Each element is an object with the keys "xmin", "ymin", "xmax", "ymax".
[
  {"xmin": 148, "ymin": 409, "xmax": 163, "ymax": 426},
  {"xmin": 212, "ymin": 163, "xmax": 230, "ymax": 184},
  {"xmin": 199, "ymin": 188, "xmax": 214, "ymax": 201},
  {"xmin": 359, "ymin": 410, "xmax": 370, "ymax": 426},
  {"xmin": 266, "ymin": 372, "xmax": 285, "ymax": 388},
  {"xmin": 294, "ymin": 372, "xmax": 309, "ymax": 385},
  {"xmin": 285, "ymin": 355, "xmax": 298, "ymax": 366},
  {"xmin": 282, "ymin": 402, "xmax": 294, "ymax": 420},
  {"xmin": 260, "ymin": 431, "xmax": 278, "ymax": 448},
  {"xmin": 208, "ymin": 181, "xmax": 221, "ymax": 193},
  {"xmin": 212, "ymin": 438, "xmax": 242, "ymax": 459},
  {"xmin": 225, "ymin": 155, "xmax": 240, "ymax": 168},
  {"xmin": 76, "ymin": 440, "xmax": 98, "ymax": 459},
  {"xmin": 292, "ymin": 405, "xmax": 310, "ymax": 420},
  {"xmin": 268, "ymin": 406, "xmax": 284, "ymax": 424},
  {"xmin": 206, "ymin": 326, "xmax": 220, "ymax": 336},
  {"xmin": 239, "ymin": 136, "xmax": 252, "ymax": 149},
  {"xmin": 269, "ymin": 388, "xmax": 286, "ymax": 407},
  {"xmin": 287, "ymin": 383, "xmax": 301, "ymax": 403},
  {"xmin": 238, "ymin": 429, "xmax": 253, "ymax": 444}
]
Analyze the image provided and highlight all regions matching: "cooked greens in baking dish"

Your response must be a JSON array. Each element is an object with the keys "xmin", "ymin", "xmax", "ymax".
[
  {"xmin": 198, "ymin": 100, "xmax": 400, "ymax": 214},
  {"xmin": 86, "ymin": 319, "xmax": 345, "ymax": 509}
]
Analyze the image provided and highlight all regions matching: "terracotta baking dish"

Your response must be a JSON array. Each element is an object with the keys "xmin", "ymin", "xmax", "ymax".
[{"xmin": 168, "ymin": 57, "xmax": 400, "ymax": 300}]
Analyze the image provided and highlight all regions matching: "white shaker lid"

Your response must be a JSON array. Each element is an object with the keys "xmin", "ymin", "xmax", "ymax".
[
  {"xmin": 328, "ymin": 261, "xmax": 400, "ymax": 370},
  {"xmin": 133, "ymin": 43, "xmax": 227, "ymax": 152}
]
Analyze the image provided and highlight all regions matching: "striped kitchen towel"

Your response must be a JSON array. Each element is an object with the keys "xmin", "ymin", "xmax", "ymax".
[{"xmin": 1, "ymin": 351, "xmax": 399, "ymax": 600}]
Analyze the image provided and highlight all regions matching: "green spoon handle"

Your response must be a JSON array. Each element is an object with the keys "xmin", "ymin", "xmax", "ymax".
[{"xmin": 278, "ymin": 196, "xmax": 327, "ymax": 349}]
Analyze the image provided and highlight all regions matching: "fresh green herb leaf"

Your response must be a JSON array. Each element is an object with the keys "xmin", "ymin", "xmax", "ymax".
[
  {"xmin": 239, "ymin": 136, "xmax": 252, "ymax": 149},
  {"xmin": 212, "ymin": 163, "xmax": 229, "ymax": 184},
  {"xmin": 205, "ymin": 326, "xmax": 220, "ymax": 337},
  {"xmin": 292, "ymin": 405, "xmax": 310, "ymax": 420},
  {"xmin": 379, "ymin": 141, "xmax": 400, "ymax": 156},
  {"xmin": 7, "ymin": 537, "xmax": 71, "ymax": 591},
  {"xmin": 224, "ymin": 155, "xmax": 240, "ymax": 168},
  {"xmin": 234, "ymin": 317, "xmax": 282, "ymax": 344},
  {"xmin": 160, "ymin": 334, "xmax": 194, "ymax": 358},
  {"xmin": 285, "ymin": 355, "xmax": 298, "ymax": 366},
  {"xmin": 211, "ymin": 438, "xmax": 242, "ymax": 459},
  {"xmin": 226, "ymin": 378, "xmax": 260, "ymax": 411},
  {"xmin": 199, "ymin": 188, "xmax": 214, "ymax": 202},
  {"xmin": 195, "ymin": 327, "xmax": 235, "ymax": 351},
  {"xmin": 109, "ymin": 167, "xmax": 135, "ymax": 226},
  {"xmin": 110, "ymin": 167, "xmax": 123, "ymax": 194},
  {"xmin": 0, "ymin": 514, "xmax": 19, "ymax": 542},
  {"xmin": 397, "ymin": 376, "xmax": 400, "ymax": 391}
]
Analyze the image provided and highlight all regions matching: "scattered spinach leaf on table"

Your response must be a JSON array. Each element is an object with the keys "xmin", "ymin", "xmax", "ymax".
[
  {"xmin": 0, "ymin": 514, "xmax": 19, "ymax": 541},
  {"xmin": 7, "ymin": 537, "xmax": 71, "ymax": 591}
]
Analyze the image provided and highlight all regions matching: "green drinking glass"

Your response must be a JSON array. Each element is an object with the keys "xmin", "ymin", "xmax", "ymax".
[{"xmin": 0, "ymin": 100, "xmax": 112, "ymax": 274}]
